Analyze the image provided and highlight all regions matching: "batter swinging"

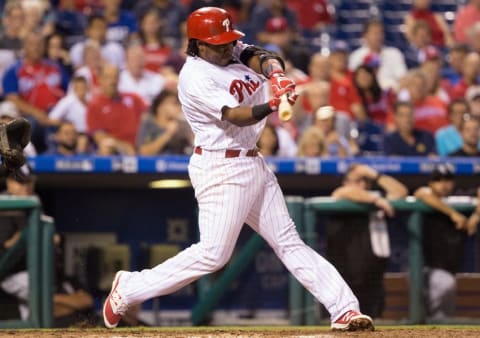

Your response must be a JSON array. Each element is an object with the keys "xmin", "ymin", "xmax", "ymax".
[{"xmin": 103, "ymin": 7, "xmax": 374, "ymax": 332}]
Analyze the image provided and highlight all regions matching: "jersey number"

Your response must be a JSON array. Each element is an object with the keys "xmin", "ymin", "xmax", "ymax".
[{"xmin": 222, "ymin": 18, "xmax": 230, "ymax": 32}]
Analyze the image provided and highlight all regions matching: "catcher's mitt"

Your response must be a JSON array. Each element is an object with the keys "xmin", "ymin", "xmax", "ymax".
[{"xmin": 0, "ymin": 118, "xmax": 31, "ymax": 181}]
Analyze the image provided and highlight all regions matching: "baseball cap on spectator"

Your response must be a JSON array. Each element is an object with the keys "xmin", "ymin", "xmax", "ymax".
[
  {"xmin": 363, "ymin": 52, "xmax": 380, "ymax": 68},
  {"xmin": 0, "ymin": 101, "xmax": 19, "ymax": 119},
  {"xmin": 430, "ymin": 163, "xmax": 455, "ymax": 181},
  {"xmin": 466, "ymin": 86, "xmax": 480, "ymax": 102},
  {"xmin": 315, "ymin": 106, "xmax": 335, "ymax": 120},
  {"xmin": 418, "ymin": 45, "xmax": 441, "ymax": 63},
  {"xmin": 330, "ymin": 40, "xmax": 349, "ymax": 54},
  {"xmin": 265, "ymin": 17, "xmax": 289, "ymax": 33}
]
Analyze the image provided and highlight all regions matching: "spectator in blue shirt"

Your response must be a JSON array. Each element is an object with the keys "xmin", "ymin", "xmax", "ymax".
[
  {"xmin": 435, "ymin": 99, "xmax": 470, "ymax": 156},
  {"xmin": 384, "ymin": 101, "xmax": 436, "ymax": 156},
  {"xmin": 102, "ymin": 0, "xmax": 139, "ymax": 45}
]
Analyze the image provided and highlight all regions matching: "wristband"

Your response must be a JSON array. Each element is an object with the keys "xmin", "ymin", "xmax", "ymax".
[{"xmin": 252, "ymin": 103, "xmax": 274, "ymax": 121}]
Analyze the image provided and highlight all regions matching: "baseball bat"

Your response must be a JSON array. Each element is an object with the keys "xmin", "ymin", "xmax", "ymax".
[{"xmin": 278, "ymin": 94, "xmax": 293, "ymax": 122}]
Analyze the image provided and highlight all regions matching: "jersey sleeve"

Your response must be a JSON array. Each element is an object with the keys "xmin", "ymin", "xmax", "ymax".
[{"xmin": 179, "ymin": 73, "xmax": 239, "ymax": 121}]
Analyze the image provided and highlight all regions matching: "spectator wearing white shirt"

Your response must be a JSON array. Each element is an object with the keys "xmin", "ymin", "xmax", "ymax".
[
  {"xmin": 70, "ymin": 15, "xmax": 125, "ymax": 69},
  {"xmin": 118, "ymin": 44, "xmax": 165, "ymax": 104},
  {"xmin": 349, "ymin": 20, "xmax": 407, "ymax": 91},
  {"xmin": 48, "ymin": 76, "xmax": 90, "ymax": 153},
  {"xmin": 49, "ymin": 76, "xmax": 88, "ymax": 133}
]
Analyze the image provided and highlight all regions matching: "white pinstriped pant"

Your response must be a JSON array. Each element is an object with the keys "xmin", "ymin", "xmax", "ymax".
[{"xmin": 120, "ymin": 152, "xmax": 359, "ymax": 321}]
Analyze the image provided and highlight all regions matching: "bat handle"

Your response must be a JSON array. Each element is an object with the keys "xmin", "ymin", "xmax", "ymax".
[{"xmin": 278, "ymin": 94, "xmax": 293, "ymax": 122}]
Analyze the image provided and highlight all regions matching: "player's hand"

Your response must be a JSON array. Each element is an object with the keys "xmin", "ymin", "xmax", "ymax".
[
  {"xmin": 269, "ymin": 70, "xmax": 296, "ymax": 99},
  {"xmin": 466, "ymin": 212, "xmax": 479, "ymax": 236},
  {"xmin": 374, "ymin": 197, "xmax": 394, "ymax": 217},
  {"xmin": 165, "ymin": 119, "xmax": 179, "ymax": 137},
  {"xmin": 268, "ymin": 96, "xmax": 281, "ymax": 111},
  {"xmin": 352, "ymin": 164, "xmax": 378, "ymax": 180},
  {"xmin": 450, "ymin": 211, "xmax": 467, "ymax": 230}
]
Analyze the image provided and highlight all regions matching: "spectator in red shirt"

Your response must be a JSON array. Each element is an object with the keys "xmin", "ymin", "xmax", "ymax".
[
  {"xmin": 138, "ymin": 9, "xmax": 173, "ymax": 73},
  {"xmin": 454, "ymin": 0, "xmax": 480, "ymax": 43},
  {"xmin": 404, "ymin": 0, "xmax": 453, "ymax": 48},
  {"xmin": 446, "ymin": 52, "xmax": 480, "ymax": 100},
  {"xmin": 328, "ymin": 41, "xmax": 366, "ymax": 122},
  {"xmin": 2, "ymin": 31, "xmax": 69, "ymax": 152},
  {"xmin": 286, "ymin": 0, "xmax": 333, "ymax": 37},
  {"xmin": 396, "ymin": 70, "xmax": 449, "ymax": 134},
  {"xmin": 418, "ymin": 46, "xmax": 450, "ymax": 103},
  {"xmin": 353, "ymin": 55, "xmax": 394, "ymax": 126},
  {"xmin": 87, "ymin": 63, "xmax": 147, "ymax": 155}
]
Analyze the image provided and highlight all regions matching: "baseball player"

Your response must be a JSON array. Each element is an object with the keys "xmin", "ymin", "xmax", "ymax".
[{"xmin": 103, "ymin": 7, "xmax": 374, "ymax": 332}]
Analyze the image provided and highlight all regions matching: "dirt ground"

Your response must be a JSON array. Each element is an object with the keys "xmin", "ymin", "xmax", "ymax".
[{"xmin": 1, "ymin": 327, "xmax": 480, "ymax": 338}]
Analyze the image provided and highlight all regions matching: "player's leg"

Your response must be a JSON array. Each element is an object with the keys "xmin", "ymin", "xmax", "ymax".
[
  {"xmin": 104, "ymin": 156, "xmax": 261, "ymax": 327},
  {"xmin": 245, "ymin": 163, "xmax": 373, "ymax": 331}
]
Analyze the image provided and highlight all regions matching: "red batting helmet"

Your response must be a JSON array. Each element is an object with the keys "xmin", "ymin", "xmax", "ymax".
[{"xmin": 187, "ymin": 7, "xmax": 245, "ymax": 45}]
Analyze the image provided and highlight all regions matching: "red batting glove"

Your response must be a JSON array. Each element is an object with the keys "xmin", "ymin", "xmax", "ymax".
[
  {"xmin": 269, "ymin": 69, "xmax": 296, "ymax": 98},
  {"xmin": 269, "ymin": 96, "xmax": 281, "ymax": 111},
  {"xmin": 285, "ymin": 92, "xmax": 299, "ymax": 106}
]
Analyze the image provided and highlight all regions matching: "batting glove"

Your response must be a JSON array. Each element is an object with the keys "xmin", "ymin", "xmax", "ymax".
[
  {"xmin": 269, "ymin": 70, "xmax": 296, "ymax": 99},
  {"xmin": 268, "ymin": 96, "xmax": 281, "ymax": 111}
]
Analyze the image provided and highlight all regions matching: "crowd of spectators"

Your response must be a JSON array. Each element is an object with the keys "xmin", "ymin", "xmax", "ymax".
[{"xmin": 0, "ymin": 0, "xmax": 478, "ymax": 158}]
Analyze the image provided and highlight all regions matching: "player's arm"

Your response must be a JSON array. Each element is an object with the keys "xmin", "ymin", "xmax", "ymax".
[
  {"xmin": 414, "ymin": 186, "xmax": 466, "ymax": 229},
  {"xmin": 221, "ymin": 101, "xmax": 279, "ymax": 127},
  {"xmin": 332, "ymin": 186, "xmax": 394, "ymax": 217},
  {"xmin": 239, "ymin": 46, "xmax": 297, "ymax": 103},
  {"xmin": 5, "ymin": 94, "xmax": 50, "ymax": 125}
]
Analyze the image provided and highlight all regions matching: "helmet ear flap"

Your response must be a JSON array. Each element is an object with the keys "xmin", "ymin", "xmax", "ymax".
[{"xmin": 187, "ymin": 7, "xmax": 244, "ymax": 45}]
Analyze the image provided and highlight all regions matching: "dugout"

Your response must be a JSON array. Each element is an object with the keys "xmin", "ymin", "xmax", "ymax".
[{"xmin": 2, "ymin": 155, "xmax": 479, "ymax": 325}]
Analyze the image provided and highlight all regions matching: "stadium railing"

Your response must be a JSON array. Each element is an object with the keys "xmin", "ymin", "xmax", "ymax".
[
  {"xmin": 0, "ymin": 197, "xmax": 54, "ymax": 328},
  {"xmin": 291, "ymin": 197, "xmax": 477, "ymax": 325}
]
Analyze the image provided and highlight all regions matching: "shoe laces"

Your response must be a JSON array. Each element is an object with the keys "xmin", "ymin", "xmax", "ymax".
[{"xmin": 111, "ymin": 290, "xmax": 128, "ymax": 315}]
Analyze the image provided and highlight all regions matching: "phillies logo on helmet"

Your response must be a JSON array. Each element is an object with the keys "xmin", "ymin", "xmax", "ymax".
[
  {"xmin": 222, "ymin": 18, "xmax": 230, "ymax": 32},
  {"xmin": 229, "ymin": 76, "xmax": 260, "ymax": 103}
]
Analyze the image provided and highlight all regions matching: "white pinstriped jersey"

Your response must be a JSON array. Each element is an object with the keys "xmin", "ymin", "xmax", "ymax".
[{"xmin": 178, "ymin": 42, "xmax": 269, "ymax": 150}]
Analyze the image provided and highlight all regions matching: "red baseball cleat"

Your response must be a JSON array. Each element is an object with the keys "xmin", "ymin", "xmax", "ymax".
[
  {"xmin": 331, "ymin": 310, "xmax": 375, "ymax": 331},
  {"xmin": 103, "ymin": 271, "xmax": 129, "ymax": 328}
]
